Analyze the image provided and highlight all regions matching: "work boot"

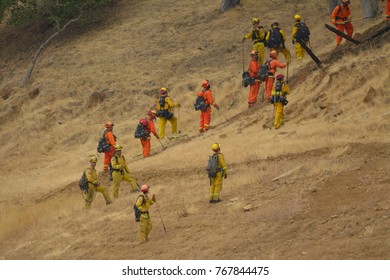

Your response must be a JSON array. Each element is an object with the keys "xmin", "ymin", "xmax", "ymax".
[
  {"xmin": 209, "ymin": 200, "xmax": 214, "ymax": 204},
  {"xmin": 214, "ymin": 199, "xmax": 222, "ymax": 204}
]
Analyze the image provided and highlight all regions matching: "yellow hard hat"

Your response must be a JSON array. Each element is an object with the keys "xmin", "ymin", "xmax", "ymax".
[
  {"xmin": 160, "ymin": 87, "xmax": 168, "ymax": 94},
  {"xmin": 90, "ymin": 156, "xmax": 98, "ymax": 163},
  {"xmin": 115, "ymin": 144, "xmax": 123, "ymax": 151},
  {"xmin": 251, "ymin": 18, "xmax": 259, "ymax": 24},
  {"xmin": 294, "ymin": 14, "xmax": 301, "ymax": 21},
  {"xmin": 211, "ymin": 143, "xmax": 220, "ymax": 151}
]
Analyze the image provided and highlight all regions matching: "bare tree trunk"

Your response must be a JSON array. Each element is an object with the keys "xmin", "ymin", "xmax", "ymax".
[
  {"xmin": 360, "ymin": 0, "xmax": 379, "ymax": 19},
  {"xmin": 23, "ymin": 8, "xmax": 85, "ymax": 85},
  {"xmin": 220, "ymin": 0, "xmax": 240, "ymax": 12}
]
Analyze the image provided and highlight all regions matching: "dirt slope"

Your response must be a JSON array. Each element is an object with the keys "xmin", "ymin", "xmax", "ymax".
[{"xmin": 0, "ymin": 0, "xmax": 389, "ymax": 260}]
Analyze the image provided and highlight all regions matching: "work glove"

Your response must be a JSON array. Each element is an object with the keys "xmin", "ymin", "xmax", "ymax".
[
  {"xmin": 292, "ymin": 39, "xmax": 296, "ymax": 44},
  {"xmin": 214, "ymin": 104, "xmax": 220, "ymax": 110},
  {"xmin": 331, "ymin": 19, "xmax": 336, "ymax": 25},
  {"xmin": 177, "ymin": 104, "xmax": 181, "ymax": 108},
  {"xmin": 94, "ymin": 181, "xmax": 100, "ymax": 187},
  {"xmin": 152, "ymin": 194, "xmax": 156, "ymax": 202},
  {"xmin": 242, "ymin": 38, "xmax": 245, "ymax": 42},
  {"xmin": 224, "ymin": 174, "xmax": 227, "ymax": 179},
  {"xmin": 347, "ymin": 17, "xmax": 351, "ymax": 23}
]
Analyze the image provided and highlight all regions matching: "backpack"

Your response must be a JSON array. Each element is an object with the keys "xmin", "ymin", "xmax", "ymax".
[
  {"xmin": 242, "ymin": 71, "xmax": 250, "ymax": 88},
  {"xmin": 157, "ymin": 96, "xmax": 174, "ymax": 120},
  {"xmin": 252, "ymin": 26, "xmax": 267, "ymax": 45},
  {"xmin": 206, "ymin": 153, "xmax": 219, "ymax": 178},
  {"xmin": 78, "ymin": 171, "xmax": 89, "ymax": 192},
  {"xmin": 194, "ymin": 94, "xmax": 209, "ymax": 112},
  {"xmin": 258, "ymin": 59, "xmax": 271, "ymax": 82},
  {"xmin": 97, "ymin": 131, "xmax": 111, "ymax": 153},
  {"xmin": 295, "ymin": 22, "xmax": 310, "ymax": 42},
  {"xmin": 134, "ymin": 119, "xmax": 149, "ymax": 139},
  {"xmin": 133, "ymin": 195, "xmax": 145, "ymax": 222},
  {"xmin": 267, "ymin": 27, "xmax": 283, "ymax": 48}
]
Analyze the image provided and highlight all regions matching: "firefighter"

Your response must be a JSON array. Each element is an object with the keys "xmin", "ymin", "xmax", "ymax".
[
  {"xmin": 140, "ymin": 110, "xmax": 159, "ymax": 158},
  {"xmin": 242, "ymin": 17, "xmax": 268, "ymax": 64},
  {"xmin": 266, "ymin": 22, "xmax": 291, "ymax": 63},
  {"xmin": 291, "ymin": 14, "xmax": 310, "ymax": 60},
  {"xmin": 247, "ymin": 50, "xmax": 261, "ymax": 108},
  {"xmin": 156, "ymin": 87, "xmax": 180, "ymax": 139},
  {"xmin": 102, "ymin": 121, "xmax": 116, "ymax": 171},
  {"xmin": 265, "ymin": 50, "xmax": 287, "ymax": 102},
  {"xmin": 331, "ymin": 0, "xmax": 353, "ymax": 45},
  {"xmin": 135, "ymin": 184, "xmax": 156, "ymax": 243},
  {"xmin": 198, "ymin": 80, "xmax": 220, "ymax": 133},
  {"xmin": 270, "ymin": 74, "xmax": 291, "ymax": 129},
  {"xmin": 111, "ymin": 144, "xmax": 139, "ymax": 199},
  {"xmin": 209, "ymin": 143, "xmax": 227, "ymax": 204},
  {"xmin": 84, "ymin": 156, "xmax": 112, "ymax": 209}
]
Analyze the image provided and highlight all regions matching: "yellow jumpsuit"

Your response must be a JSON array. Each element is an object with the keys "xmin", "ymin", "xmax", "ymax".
[
  {"xmin": 111, "ymin": 154, "xmax": 138, "ymax": 198},
  {"xmin": 292, "ymin": 22, "xmax": 306, "ymax": 60},
  {"xmin": 210, "ymin": 153, "xmax": 227, "ymax": 202},
  {"xmin": 84, "ymin": 166, "xmax": 112, "ymax": 209},
  {"xmin": 135, "ymin": 193, "xmax": 155, "ymax": 242},
  {"xmin": 271, "ymin": 81, "xmax": 291, "ymax": 129},
  {"xmin": 266, "ymin": 28, "xmax": 291, "ymax": 63},
  {"xmin": 243, "ymin": 25, "xmax": 267, "ymax": 64},
  {"xmin": 156, "ymin": 95, "xmax": 180, "ymax": 139}
]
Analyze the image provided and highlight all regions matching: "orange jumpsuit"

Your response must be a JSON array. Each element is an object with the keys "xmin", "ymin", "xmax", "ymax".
[
  {"xmin": 387, "ymin": 0, "xmax": 390, "ymax": 21},
  {"xmin": 103, "ymin": 130, "xmax": 116, "ymax": 171},
  {"xmin": 140, "ymin": 119, "xmax": 158, "ymax": 158},
  {"xmin": 331, "ymin": 4, "xmax": 353, "ymax": 45},
  {"xmin": 248, "ymin": 59, "xmax": 261, "ymax": 107},
  {"xmin": 199, "ymin": 89, "xmax": 217, "ymax": 132},
  {"xmin": 265, "ymin": 59, "xmax": 287, "ymax": 101}
]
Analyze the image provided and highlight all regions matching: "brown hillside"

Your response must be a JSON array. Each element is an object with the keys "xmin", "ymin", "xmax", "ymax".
[{"xmin": 0, "ymin": 0, "xmax": 389, "ymax": 260}]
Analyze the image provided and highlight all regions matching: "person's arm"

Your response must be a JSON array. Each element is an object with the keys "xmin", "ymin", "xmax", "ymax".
[{"xmin": 106, "ymin": 131, "xmax": 116, "ymax": 146}]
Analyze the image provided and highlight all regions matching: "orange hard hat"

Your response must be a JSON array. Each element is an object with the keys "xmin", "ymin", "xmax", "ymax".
[
  {"xmin": 201, "ymin": 80, "xmax": 210, "ymax": 89},
  {"xmin": 140, "ymin": 184, "xmax": 149, "ymax": 193},
  {"xmin": 104, "ymin": 121, "xmax": 114, "ymax": 128},
  {"xmin": 147, "ymin": 110, "xmax": 157, "ymax": 118},
  {"xmin": 270, "ymin": 50, "xmax": 278, "ymax": 58}
]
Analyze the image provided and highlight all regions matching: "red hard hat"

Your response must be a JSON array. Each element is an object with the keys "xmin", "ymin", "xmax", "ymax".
[
  {"xmin": 139, "ymin": 118, "xmax": 148, "ymax": 126},
  {"xmin": 140, "ymin": 184, "xmax": 149, "ymax": 193},
  {"xmin": 276, "ymin": 74, "xmax": 284, "ymax": 80}
]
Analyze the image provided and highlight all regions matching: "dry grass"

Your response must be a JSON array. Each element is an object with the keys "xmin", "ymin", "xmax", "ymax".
[{"xmin": 0, "ymin": 0, "xmax": 389, "ymax": 260}]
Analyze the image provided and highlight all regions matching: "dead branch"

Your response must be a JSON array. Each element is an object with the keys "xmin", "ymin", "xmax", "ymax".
[
  {"xmin": 271, "ymin": 165, "xmax": 303, "ymax": 182},
  {"xmin": 23, "ymin": 5, "xmax": 86, "ymax": 85}
]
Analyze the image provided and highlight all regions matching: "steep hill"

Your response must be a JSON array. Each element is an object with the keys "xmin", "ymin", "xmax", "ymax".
[{"xmin": 0, "ymin": 0, "xmax": 389, "ymax": 259}]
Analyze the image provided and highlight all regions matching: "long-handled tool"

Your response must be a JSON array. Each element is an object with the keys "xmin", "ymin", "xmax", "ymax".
[
  {"xmin": 157, "ymin": 138, "xmax": 167, "ymax": 150},
  {"xmin": 216, "ymin": 108, "xmax": 229, "ymax": 122},
  {"xmin": 177, "ymin": 107, "xmax": 181, "ymax": 134},
  {"xmin": 155, "ymin": 202, "xmax": 166, "ymax": 233}
]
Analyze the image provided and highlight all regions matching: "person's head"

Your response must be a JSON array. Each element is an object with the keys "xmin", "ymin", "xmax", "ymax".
[
  {"xmin": 160, "ymin": 87, "xmax": 168, "ymax": 95},
  {"xmin": 201, "ymin": 79, "xmax": 210, "ymax": 90},
  {"xmin": 271, "ymin": 21, "xmax": 279, "ymax": 28},
  {"xmin": 140, "ymin": 184, "xmax": 149, "ymax": 193},
  {"xmin": 251, "ymin": 17, "xmax": 259, "ymax": 26},
  {"xmin": 211, "ymin": 143, "xmax": 221, "ymax": 152},
  {"xmin": 276, "ymin": 74, "xmax": 284, "ymax": 81},
  {"xmin": 342, "ymin": 0, "xmax": 350, "ymax": 6},
  {"xmin": 146, "ymin": 110, "xmax": 157, "ymax": 120},
  {"xmin": 104, "ymin": 121, "xmax": 114, "ymax": 130},
  {"xmin": 294, "ymin": 14, "xmax": 301, "ymax": 22},
  {"xmin": 270, "ymin": 50, "xmax": 278, "ymax": 59},
  {"xmin": 90, "ymin": 156, "xmax": 98, "ymax": 166},
  {"xmin": 250, "ymin": 50, "xmax": 258, "ymax": 59},
  {"xmin": 114, "ymin": 144, "xmax": 123, "ymax": 154}
]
